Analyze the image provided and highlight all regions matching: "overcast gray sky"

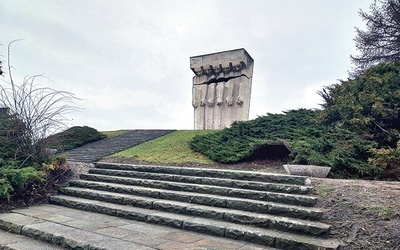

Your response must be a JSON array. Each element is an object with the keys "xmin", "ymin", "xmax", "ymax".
[{"xmin": 1, "ymin": 0, "xmax": 371, "ymax": 131}]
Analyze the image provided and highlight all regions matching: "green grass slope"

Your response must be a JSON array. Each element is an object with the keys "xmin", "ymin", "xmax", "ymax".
[
  {"xmin": 110, "ymin": 130, "xmax": 215, "ymax": 165},
  {"xmin": 46, "ymin": 126, "xmax": 106, "ymax": 151}
]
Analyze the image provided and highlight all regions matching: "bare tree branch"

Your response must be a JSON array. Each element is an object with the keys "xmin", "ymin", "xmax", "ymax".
[{"xmin": 352, "ymin": 0, "xmax": 400, "ymax": 73}]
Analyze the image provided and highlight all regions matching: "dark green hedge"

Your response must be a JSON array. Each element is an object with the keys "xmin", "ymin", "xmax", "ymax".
[
  {"xmin": 319, "ymin": 62, "xmax": 400, "ymax": 148},
  {"xmin": 190, "ymin": 109, "xmax": 380, "ymax": 179}
]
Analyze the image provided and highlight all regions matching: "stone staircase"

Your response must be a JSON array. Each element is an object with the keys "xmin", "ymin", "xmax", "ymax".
[
  {"xmin": 45, "ymin": 162, "xmax": 339, "ymax": 249},
  {"xmin": 63, "ymin": 130, "xmax": 175, "ymax": 163}
]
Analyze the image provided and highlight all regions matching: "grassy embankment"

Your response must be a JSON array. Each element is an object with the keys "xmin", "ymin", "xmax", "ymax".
[
  {"xmin": 101, "ymin": 130, "xmax": 131, "ymax": 138},
  {"xmin": 107, "ymin": 130, "xmax": 215, "ymax": 165}
]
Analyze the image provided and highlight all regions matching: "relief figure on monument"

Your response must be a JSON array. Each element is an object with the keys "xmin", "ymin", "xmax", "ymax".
[
  {"xmin": 203, "ymin": 65, "xmax": 216, "ymax": 82},
  {"xmin": 233, "ymin": 62, "xmax": 243, "ymax": 72},
  {"xmin": 236, "ymin": 76, "xmax": 250, "ymax": 106},
  {"xmin": 207, "ymin": 82, "xmax": 216, "ymax": 107},
  {"xmin": 216, "ymin": 81, "xmax": 224, "ymax": 106},
  {"xmin": 214, "ymin": 64, "xmax": 224, "ymax": 80},
  {"xmin": 200, "ymin": 84, "xmax": 207, "ymax": 106},
  {"xmin": 225, "ymin": 79, "xmax": 234, "ymax": 106},
  {"xmin": 222, "ymin": 63, "xmax": 233, "ymax": 78},
  {"xmin": 192, "ymin": 85, "xmax": 201, "ymax": 108},
  {"xmin": 192, "ymin": 83, "xmax": 208, "ymax": 108}
]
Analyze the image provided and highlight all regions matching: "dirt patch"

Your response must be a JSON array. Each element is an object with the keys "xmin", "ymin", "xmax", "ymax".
[{"xmin": 313, "ymin": 178, "xmax": 400, "ymax": 250}]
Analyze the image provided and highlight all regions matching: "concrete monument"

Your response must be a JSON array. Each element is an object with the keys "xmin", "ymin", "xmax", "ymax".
[{"xmin": 190, "ymin": 48, "xmax": 254, "ymax": 130}]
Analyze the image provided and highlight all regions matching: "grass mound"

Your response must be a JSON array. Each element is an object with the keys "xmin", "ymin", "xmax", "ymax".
[
  {"xmin": 46, "ymin": 126, "xmax": 106, "ymax": 151},
  {"xmin": 110, "ymin": 130, "xmax": 214, "ymax": 165}
]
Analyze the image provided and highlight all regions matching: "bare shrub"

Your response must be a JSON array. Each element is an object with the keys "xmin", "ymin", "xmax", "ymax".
[{"xmin": 0, "ymin": 40, "xmax": 80, "ymax": 163}]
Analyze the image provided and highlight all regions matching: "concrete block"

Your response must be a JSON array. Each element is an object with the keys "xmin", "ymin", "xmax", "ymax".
[
  {"xmin": 283, "ymin": 164, "xmax": 331, "ymax": 178},
  {"xmin": 190, "ymin": 49, "xmax": 254, "ymax": 130}
]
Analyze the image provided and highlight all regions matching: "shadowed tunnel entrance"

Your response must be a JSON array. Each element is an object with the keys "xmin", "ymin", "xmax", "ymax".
[{"xmin": 242, "ymin": 141, "xmax": 291, "ymax": 162}]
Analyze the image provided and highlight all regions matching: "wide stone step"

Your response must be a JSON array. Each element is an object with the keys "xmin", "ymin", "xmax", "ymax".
[
  {"xmin": 49, "ymin": 195, "xmax": 339, "ymax": 250},
  {"xmin": 59, "ymin": 187, "xmax": 330, "ymax": 236},
  {"xmin": 87, "ymin": 168, "xmax": 312, "ymax": 194},
  {"xmin": 80, "ymin": 173, "xmax": 315, "ymax": 205},
  {"xmin": 0, "ymin": 213, "xmax": 153, "ymax": 249},
  {"xmin": 62, "ymin": 185, "xmax": 321, "ymax": 220},
  {"xmin": 0, "ymin": 229, "xmax": 66, "ymax": 250},
  {"xmin": 95, "ymin": 162, "xmax": 311, "ymax": 185},
  {"xmin": 69, "ymin": 179, "xmax": 316, "ymax": 207}
]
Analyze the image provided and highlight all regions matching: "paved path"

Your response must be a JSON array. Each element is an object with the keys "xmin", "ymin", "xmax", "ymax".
[
  {"xmin": 63, "ymin": 130, "xmax": 175, "ymax": 163},
  {"xmin": 0, "ymin": 204, "xmax": 274, "ymax": 250}
]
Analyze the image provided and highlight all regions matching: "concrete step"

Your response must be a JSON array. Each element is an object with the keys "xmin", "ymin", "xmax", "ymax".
[
  {"xmin": 69, "ymin": 179, "xmax": 317, "ymax": 207},
  {"xmin": 49, "ymin": 195, "xmax": 339, "ymax": 250},
  {"xmin": 80, "ymin": 173, "xmax": 315, "ymax": 205},
  {"xmin": 2, "ymin": 204, "xmax": 282, "ymax": 250},
  {"xmin": 59, "ymin": 187, "xmax": 330, "ymax": 236},
  {"xmin": 61, "ymin": 185, "xmax": 321, "ymax": 220},
  {"xmin": 95, "ymin": 162, "xmax": 311, "ymax": 185},
  {"xmin": 0, "ymin": 229, "xmax": 66, "ymax": 250},
  {"xmin": 0, "ymin": 213, "xmax": 154, "ymax": 250},
  {"xmin": 87, "ymin": 168, "xmax": 312, "ymax": 194},
  {"xmin": 42, "ymin": 162, "xmax": 338, "ymax": 249}
]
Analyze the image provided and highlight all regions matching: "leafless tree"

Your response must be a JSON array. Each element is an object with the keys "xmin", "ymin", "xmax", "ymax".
[
  {"xmin": 352, "ymin": 0, "xmax": 400, "ymax": 72},
  {"xmin": 0, "ymin": 40, "xmax": 80, "ymax": 163}
]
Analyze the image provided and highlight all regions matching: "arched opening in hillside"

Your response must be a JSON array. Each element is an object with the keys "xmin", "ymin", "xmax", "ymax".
[{"xmin": 242, "ymin": 141, "xmax": 291, "ymax": 162}]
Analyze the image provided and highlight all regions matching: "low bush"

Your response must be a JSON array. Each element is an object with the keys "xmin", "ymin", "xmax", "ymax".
[
  {"xmin": 369, "ymin": 141, "xmax": 400, "ymax": 180},
  {"xmin": 0, "ymin": 160, "xmax": 44, "ymax": 201},
  {"xmin": 0, "ymin": 155, "xmax": 68, "ymax": 202}
]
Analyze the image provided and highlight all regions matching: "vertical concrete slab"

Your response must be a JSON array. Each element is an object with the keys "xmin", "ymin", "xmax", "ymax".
[{"xmin": 190, "ymin": 48, "xmax": 254, "ymax": 130}]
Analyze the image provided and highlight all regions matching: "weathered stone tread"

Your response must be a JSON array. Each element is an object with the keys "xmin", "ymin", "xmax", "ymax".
[
  {"xmin": 69, "ymin": 179, "xmax": 317, "ymax": 207},
  {"xmin": 49, "ymin": 195, "xmax": 339, "ymax": 250},
  {"xmin": 0, "ymin": 229, "xmax": 66, "ymax": 250},
  {"xmin": 80, "ymin": 173, "xmax": 314, "ymax": 203},
  {"xmin": 0, "ymin": 213, "xmax": 154, "ymax": 250},
  {"xmin": 84, "ymin": 170, "xmax": 312, "ymax": 194},
  {"xmin": 67, "ymin": 179, "xmax": 321, "ymax": 219},
  {"xmin": 94, "ymin": 162, "xmax": 311, "ymax": 185},
  {"xmin": 61, "ymin": 185, "xmax": 321, "ymax": 220},
  {"xmin": 58, "ymin": 187, "xmax": 330, "ymax": 235}
]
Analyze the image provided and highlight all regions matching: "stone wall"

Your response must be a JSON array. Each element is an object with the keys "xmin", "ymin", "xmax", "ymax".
[{"xmin": 190, "ymin": 49, "xmax": 254, "ymax": 130}]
